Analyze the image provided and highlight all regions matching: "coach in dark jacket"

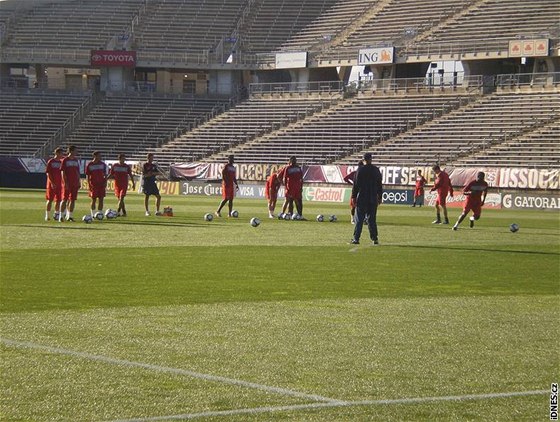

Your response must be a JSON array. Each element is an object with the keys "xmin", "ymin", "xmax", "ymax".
[{"xmin": 350, "ymin": 152, "xmax": 383, "ymax": 245}]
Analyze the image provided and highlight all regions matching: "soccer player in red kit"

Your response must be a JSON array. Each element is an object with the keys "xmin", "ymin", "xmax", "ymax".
[
  {"xmin": 86, "ymin": 151, "xmax": 108, "ymax": 216},
  {"xmin": 452, "ymin": 171, "xmax": 488, "ymax": 230},
  {"xmin": 412, "ymin": 169, "xmax": 427, "ymax": 207},
  {"xmin": 110, "ymin": 153, "xmax": 136, "ymax": 216},
  {"xmin": 279, "ymin": 156, "xmax": 304, "ymax": 219},
  {"xmin": 343, "ymin": 160, "xmax": 363, "ymax": 224},
  {"xmin": 215, "ymin": 155, "xmax": 238, "ymax": 217},
  {"xmin": 265, "ymin": 172, "xmax": 281, "ymax": 218},
  {"xmin": 59, "ymin": 145, "xmax": 81, "ymax": 222},
  {"xmin": 429, "ymin": 165, "xmax": 454, "ymax": 224},
  {"xmin": 45, "ymin": 147, "xmax": 64, "ymax": 221}
]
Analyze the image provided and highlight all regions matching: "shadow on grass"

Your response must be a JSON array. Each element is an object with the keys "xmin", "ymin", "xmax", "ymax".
[{"xmin": 387, "ymin": 243, "xmax": 560, "ymax": 256}]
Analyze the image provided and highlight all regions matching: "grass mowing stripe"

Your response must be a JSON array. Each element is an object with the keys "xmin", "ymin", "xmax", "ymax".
[
  {"xmin": 108, "ymin": 390, "xmax": 549, "ymax": 421},
  {"xmin": 0, "ymin": 337, "xmax": 344, "ymax": 404}
]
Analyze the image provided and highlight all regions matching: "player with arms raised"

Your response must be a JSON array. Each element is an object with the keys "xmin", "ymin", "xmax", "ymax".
[
  {"xmin": 452, "ymin": 171, "xmax": 489, "ymax": 230},
  {"xmin": 110, "ymin": 153, "xmax": 136, "ymax": 216},
  {"xmin": 45, "ymin": 147, "xmax": 64, "ymax": 221}
]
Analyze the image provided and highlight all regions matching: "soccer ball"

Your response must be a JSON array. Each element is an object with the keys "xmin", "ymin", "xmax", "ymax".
[
  {"xmin": 231, "ymin": 210, "xmax": 239, "ymax": 218},
  {"xmin": 104, "ymin": 209, "xmax": 117, "ymax": 219},
  {"xmin": 329, "ymin": 215, "xmax": 337, "ymax": 222},
  {"xmin": 278, "ymin": 213, "xmax": 284, "ymax": 220},
  {"xmin": 283, "ymin": 213, "xmax": 291, "ymax": 220},
  {"xmin": 204, "ymin": 213, "xmax": 213, "ymax": 221},
  {"xmin": 316, "ymin": 214, "xmax": 324, "ymax": 222},
  {"xmin": 250, "ymin": 217, "xmax": 261, "ymax": 227},
  {"xmin": 82, "ymin": 215, "xmax": 93, "ymax": 224},
  {"xmin": 94, "ymin": 211, "xmax": 104, "ymax": 221},
  {"xmin": 510, "ymin": 223, "xmax": 519, "ymax": 233}
]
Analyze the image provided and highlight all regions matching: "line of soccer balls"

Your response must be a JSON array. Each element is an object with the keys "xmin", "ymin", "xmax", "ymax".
[
  {"xmin": 78, "ymin": 209, "xmax": 520, "ymax": 232},
  {"xmin": 203, "ymin": 211, "xmax": 338, "ymax": 227}
]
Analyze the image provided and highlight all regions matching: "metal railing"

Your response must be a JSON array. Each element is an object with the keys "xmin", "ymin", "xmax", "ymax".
[
  {"xmin": 495, "ymin": 72, "xmax": 560, "ymax": 88},
  {"xmin": 249, "ymin": 80, "xmax": 345, "ymax": 95}
]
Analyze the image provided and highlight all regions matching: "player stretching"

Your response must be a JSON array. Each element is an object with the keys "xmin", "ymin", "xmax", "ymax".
[
  {"xmin": 215, "ymin": 155, "xmax": 239, "ymax": 217},
  {"xmin": 452, "ymin": 172, "xmax": 488, "ymax": 230},
  {"xmin": 45, "ymin": 147, "xmax": 64, "ymax": 221},
  {"xmin": 343, "ymin": 160, "xmax": 363, "ymax": 224},
  {"xmin": 265, "ymin": 172, "xmax": 281, "ymax": 218},
  {"xmin": 85, "ymin": 151, "xmax": 108, "ymax": 216},
  {"xmin": 279, "ymin": 156, "xmax": 304, "ymax": 219},
  {"xmin": 430, "ymin": 165, "xmax": 454, "ymax": 225},
  {"xmin": 110, "ymin": 153, "xmax": 136, "ymax": 217},
  {"xmin": 412, "ymin": 169, "xmax": 427, "ymax": 207},
  {"xmin": 59, "ymin": 145, "xmax": 81, "ymax": 222}
]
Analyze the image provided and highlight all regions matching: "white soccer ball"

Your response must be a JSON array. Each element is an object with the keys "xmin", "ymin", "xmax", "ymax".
[
  {"xmin": 250, "ymin": 217, "xmax": 261, "ymax": 227},
  {"xmin": 82, "ymin": 215, "xmax": 93, "ymax": 224},
  {"xmin": 283, "ymin": 213, "xmax": 291, "ymax": 220},
  {"xmin": 105, "ymin": 209, "xmax": 117, "ymax": 219},
  {"xmin": 94, "ymin": 211, "xmax": 104, "ymax": 221},
  {"xmin": 329, "ymin": 215, "xmax": 337, "ymax": 222},
  {"xmin": 316, "ymin": 214, "xmax": 324, "ymax": 222},
  {"xmin": 231, "ymin": 210, "xmax": 239, "ymax": 218},
  {"xmin": 510, "ymin": 223, "xmax": 519, "ymax": 233},
  {"xmin": 204, "ymin": 213, "xmax": 213, "ymax": 222},
  {"xmin": 278, "ymin": 213, "xmax": 284, "ymax": 220}
]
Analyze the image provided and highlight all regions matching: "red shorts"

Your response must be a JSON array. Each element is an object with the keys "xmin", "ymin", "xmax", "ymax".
[
  {"xmin": 89, "ymin": 184, "xmax": 106, "ymax": 199},
  {"xmin": 115, "ymin": 186, "xmax": 128, "ymax": 199},
  {"xmin": 464, "ymin": 200, "xmax": 482, "ymax": 218},
  {"xmin": 63, "ymin": 184, "xmax": 79, "ymax": 201},
  {"xmin": 222, "ymin": 184, "xmax": 235, "ymax": 200},
  {"xmin": 285, "ymin": 189, "xmax": 302, "ymax": 201},
  {"xmin": 45, "ymin": 186, "xmax": 62, "ymax": 202},
  {"xmin": 436, "ymin": 192, "xmax": 448, "ymax": 206},
  {"xmin": 414, "ymin": 188, "xmax": 424, "ymax": 197}
]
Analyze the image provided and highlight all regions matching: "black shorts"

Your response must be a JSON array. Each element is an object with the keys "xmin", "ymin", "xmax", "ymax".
[{"xmin": 143, "ymin": 183, "xmax": 160, "ymax": 196}]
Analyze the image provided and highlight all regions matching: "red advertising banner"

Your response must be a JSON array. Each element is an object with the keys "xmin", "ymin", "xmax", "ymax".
[
  {"xmin": 90, "ymin": 50, "xmax": 136, "ymax": 67},
  {"xmin": 169, "ymin": 162, "xmax": 560, "ymax": 190}
]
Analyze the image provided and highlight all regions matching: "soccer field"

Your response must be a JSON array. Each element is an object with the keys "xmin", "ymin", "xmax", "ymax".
[{"xmin": 0, "ymin": 189, "xmax": 558, "ymax": 421}]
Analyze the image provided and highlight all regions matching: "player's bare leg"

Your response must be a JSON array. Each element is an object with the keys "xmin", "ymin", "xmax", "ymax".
[
  {"xmin": 45, "ymin": 200, "xmax": 53, "ymax": 221},
  {"xmin": 144, "ymin": 195, "xmax": 151, "ymax": 215},
  {"xmin": 59, "ymin": 200, "xmax": 67, "ymax": 222},
  {"xmin": 98, "ymin": 197, "xmax": 104, "ymax": 213},
  {"xmin": 452, "ymin": 212, "xmax": 468, "ymax": 230},
  {"xmin": 227, "ymin": 199, "xmax": 234, "ymax": 217},
  {"xmin": 442, "ymin": 204, "xmax": 450, "ymax": 224},
  {"xmin": 66, "ymin": 200, "xmax": 75, "ymax": 221},
  {"xmin": 216, "ymin": 199, "xmax": 227, "ymax": 217},
  {"xmin": 90, "ymin": 198, "xmax": 97, "ymax": 216},
  {"xmin": 155, "ymin": 194, "xmax": 161, "ymax": 215}
]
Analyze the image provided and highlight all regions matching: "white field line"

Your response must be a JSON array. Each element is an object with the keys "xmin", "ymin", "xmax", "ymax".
[
  {"xmin": 0, "ymin": 337, "xmax": 344, "ymax": 404},
  {"xmin": 110, "ymin": 390, "xmax": 549, "ymax": 421}
]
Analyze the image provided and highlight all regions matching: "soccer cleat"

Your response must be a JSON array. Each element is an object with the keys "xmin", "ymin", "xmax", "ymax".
[
  {"xmin": 349, "ymin": 239, "xmax": 359, "ymax": 245},
  {"xmin": 443, "ymin": 219, "xmax": 449, "ymax": 225},
  {"xmin": 452, "ymin": 225, "xmax": 458, "ymax": 231},
  {"xmin": 432, "ymin": 219, "xmax": 441, "ymax": 224},
  {"xmin": 269, "ymin": 214, "xmax": 275, "ymax": 219},
  {"xmin": 469, "ymin": 217, "xmax": 475, "ymax": 228},
  {"xmin": 145, "ymin": 211, "xmax": 151, "ymax": 216},
  {"xmin": 155, "ymin": 211, "xmax": 162, "ymax": 216},
  {"xmin": 67, "ymin": 217, "xmax": 75, "ymax": 222},
  {"xmin": 372, "ymin": 239, "xmax": 379, "ymax": 245},
  {"xmin": 215, "ymin": 211, "xmax": 221, "ymax": 218},
  {"xmin": 351, "ymin": 217, "xmax": 355, "ymax": 224}
]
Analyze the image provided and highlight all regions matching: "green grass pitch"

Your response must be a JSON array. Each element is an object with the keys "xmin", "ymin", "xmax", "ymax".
[{"xmin": 0, "ymin": 188, "xmax": 558, "ymax": 421}]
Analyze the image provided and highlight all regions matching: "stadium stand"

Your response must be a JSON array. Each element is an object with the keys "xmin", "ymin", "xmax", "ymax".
[
  {"xmin": 279, "ymin": 0, "xmax": 373, "ymax": 51},
  {"xmin": 0, "ymin": 90, "xmax": 92, "ymax": 157},
  {"xmin": 145, "ymin": 94, "xmax": 339, "ymax": 167},
  {"xmin": 455, "ymin": 117, "xmax": 560, "ymax": 169},
  {"xmin": 64, "ymin": 94, "xmax": 227, "ymax": 159},
  {"xmin": 239, "ymin": 0, "xmax": 339, "ymax": 53},
  {"xmin": 208, "ymin": 91, "xmax": 477, "ymax": 164},
  {"xmin": 135, "ymin": 0, "xmax": 246, "ymax": 54},
  {"xmin": 340, "ymin": 90, "xmax": 560, "ymax": 167},
  {"xmin": 2, "ymin": 0, "xmax": 143, "ymax": 50},
  {"xmin": 407, "ymin": 0, "xmax": 560, "ymax": 57}
]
